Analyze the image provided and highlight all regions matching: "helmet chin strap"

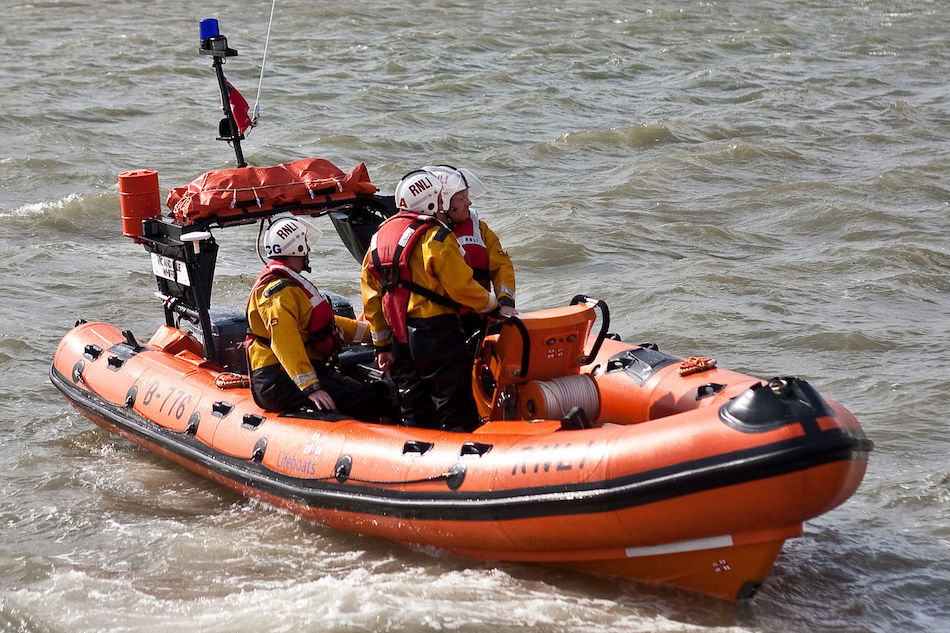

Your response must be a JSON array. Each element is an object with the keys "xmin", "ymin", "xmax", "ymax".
[{"xmin": 302, "ymin": 254, "xmax": 312, "ymax": 273}]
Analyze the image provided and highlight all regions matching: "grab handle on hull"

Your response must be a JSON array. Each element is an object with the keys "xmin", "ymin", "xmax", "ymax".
[
  {"xmin": 503, "ymin": 317, "xmax": 532, "ymax": 378},
  {"xmin": 570, "ymin": 295, "xmax": 610, "ymax": 364}
]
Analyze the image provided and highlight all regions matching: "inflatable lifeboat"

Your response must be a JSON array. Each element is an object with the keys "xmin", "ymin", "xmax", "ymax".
[{"xmin": 50, "ymin": 161, "xmax": 871, "ymax": 600}]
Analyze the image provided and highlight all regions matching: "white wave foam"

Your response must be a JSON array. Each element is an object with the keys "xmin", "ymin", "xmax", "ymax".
[{"xmin": 5, "ymin": 194, "xmax": 86, "ymax": 218}]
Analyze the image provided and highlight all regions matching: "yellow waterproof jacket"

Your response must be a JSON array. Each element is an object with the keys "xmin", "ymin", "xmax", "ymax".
[
  {"xmin": 247, "ymin": 277, "xmax": 369, "ymax": 393},
  {"xmin": 360, "ymin": 220, "xmax": 498, "ymax": 350}
]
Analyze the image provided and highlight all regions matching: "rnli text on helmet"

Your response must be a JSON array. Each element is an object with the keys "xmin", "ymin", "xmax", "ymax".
[
  {"xmin": 275, "ymin": 221, "xmax": 299, "ymax": 241},
  {"xmin": 409, "ymin": 177, "xmax": 433, "ymax": 196}
]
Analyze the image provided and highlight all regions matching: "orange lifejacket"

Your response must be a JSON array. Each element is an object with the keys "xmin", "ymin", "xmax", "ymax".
[
  {"xmin": 365, "ymin": 212, "xmax": 459, "ymax": 344},
  {"xmin": 247, "ymin": 261, "xmax": 340, "ymax": 358}
]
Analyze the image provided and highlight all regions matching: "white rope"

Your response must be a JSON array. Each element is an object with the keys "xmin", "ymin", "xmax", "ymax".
[
  {"xmin": 252, "ymin": 0, "xmax": 278, "ymax": 127},
  {"xmin": 533, "ymin": 375, "xmax": 601, "ymax": 421}
]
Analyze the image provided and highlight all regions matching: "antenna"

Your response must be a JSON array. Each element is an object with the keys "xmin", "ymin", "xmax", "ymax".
[{"xmin": 198, "ymin": 18, "xmax": 247, "ymax": 168}]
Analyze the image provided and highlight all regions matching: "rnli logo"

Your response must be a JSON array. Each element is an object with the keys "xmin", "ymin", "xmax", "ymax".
[
  {"xmin": 713, "ymin": 559, "xmax": 732, "ymax": 573},
  {"xmin": 303, "ymin": 432, "xmax": 324, "ymax": 456},
  {"xmin": 408, "ymin": 177, "xmax": 433, "ymax": 197},
  {"xmin": 275, "ymin": 221, "xmax": 299, "ymax": 240},
  {"xmin": 399, "ymin": 176, "xmax": 434, "ymax": 209},
  {"xmin": 511, "ymin": 441, "xmax": 594, "ymax": 476},
  {"xmin": 266, "ymin": 221, "xmax": 300, "ymax": 256}
]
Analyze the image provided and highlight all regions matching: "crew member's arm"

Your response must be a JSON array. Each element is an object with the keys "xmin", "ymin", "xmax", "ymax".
[
  {"xmin": 335, "ymin": 315, "xmax": 371, "ymax": 345},
  {"xmin": 258, "ymin": 285, "xmax": 322, "ymax": 395},
  {"xmin": 360, "ymin": 252, "xmax": 395, "ymax": 371},
  {"xmin": 425, "ymin": 229, "xmax": 498, "ymax": 314},
  {"xmin": 481, "ymin": 221, "xmax": 516, "ymax": 316}
]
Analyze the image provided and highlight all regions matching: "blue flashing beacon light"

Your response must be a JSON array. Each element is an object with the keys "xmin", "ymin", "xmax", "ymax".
[{"xmin": 199, "ymin": 18, "xmax": 220, "ymax": 41}]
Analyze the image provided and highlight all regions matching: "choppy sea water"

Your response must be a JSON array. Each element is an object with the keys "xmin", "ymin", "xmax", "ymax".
[{"xmin": 1, "ymin": 0, "xmax": 948, "ymax": 631}]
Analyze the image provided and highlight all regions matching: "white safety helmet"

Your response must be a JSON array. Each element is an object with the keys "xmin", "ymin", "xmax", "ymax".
[
  {"xmin": 395, "ymin": 169, "xmax": 443, "ymax": 215},
  {"xmin": 262, "ymin": 216, "xmax": 322, "ymax": 260},
  {"xmin": 423, "ymin": 164, "xmax": 488, "ymax": 211}
]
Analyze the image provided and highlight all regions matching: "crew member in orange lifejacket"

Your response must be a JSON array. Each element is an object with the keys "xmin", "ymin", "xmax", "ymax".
[
  {"xmin": 425, "ymin": 165, "xmax": 516, "ymax": 340},
  {"xmin": 247, "ymin": 217, "xmax": 391, "ymax": 420},
  {"xmin": 361, "ymin": 169, "xmax": 499, "ymax": 431}
]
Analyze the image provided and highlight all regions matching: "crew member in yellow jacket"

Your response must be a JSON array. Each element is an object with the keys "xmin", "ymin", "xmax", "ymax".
[
  {"xmin": 361, "ymin": 169, "xmax": 499, "ymax": 431},
  {"xmin": 425, "ymin": 165, "xmax": 516, "ymax": 341},
  {"xmin": 247, "ymin": 217, "xmax": 390, "ymax": 420}
]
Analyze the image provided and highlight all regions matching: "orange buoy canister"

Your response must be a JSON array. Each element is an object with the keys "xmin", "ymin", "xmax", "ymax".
[{"xmin": 119, "ymin": 169, "xmax": 161, "ymax": 242}]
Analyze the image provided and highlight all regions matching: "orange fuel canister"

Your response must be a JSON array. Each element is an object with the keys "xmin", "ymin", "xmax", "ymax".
[{"xmin": 119, "ymin": 169, "xmax": 161, "ymax": 242}]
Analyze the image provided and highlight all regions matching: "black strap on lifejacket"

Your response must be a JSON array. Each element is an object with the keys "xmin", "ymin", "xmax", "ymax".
[
  {"xmin": 249, "ymin": 320, "xmax": 337, "ymax": 349},
  {"xmin": 402, "ymin": 279, "xmax": 462, "ymax": 309},
  {"xmin": 371, "ymin": 218, "xmax": 462, "ymax": 310},
  {"xmin": 263, "ymin": 279, "xmax": 295, "ymax": 298}
]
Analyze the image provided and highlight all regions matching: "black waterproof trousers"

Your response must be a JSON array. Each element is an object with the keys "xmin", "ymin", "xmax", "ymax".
[
  {"xmin": 396, "ymin": 314, "xmax": 480, "ymax": 432},
  {"xmin": 251, "ymin": 361, "xmax": 391, "ymax": 421}
]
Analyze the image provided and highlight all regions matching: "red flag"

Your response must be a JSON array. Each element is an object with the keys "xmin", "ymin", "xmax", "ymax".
[{"xmin": 225, "ymin": 80, "xmax": 253, "ymax": 135}]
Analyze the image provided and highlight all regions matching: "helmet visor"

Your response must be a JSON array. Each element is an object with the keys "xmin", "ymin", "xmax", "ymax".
[
  {"xmin": 294, "ymin": 216, "xmax": 324, "ymax": 249},
  {"xmin": 424, "ymin": 165, "xmax": 489, "ymax": 210},
  {"xmin": 456, "ymin": 168, "xmax": 488, "ymax": 200}
]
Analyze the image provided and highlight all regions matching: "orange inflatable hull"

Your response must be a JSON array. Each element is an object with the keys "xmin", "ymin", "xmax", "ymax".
[{"xmin": 50, "ymin": 316, "xmax": 870, "ymax": 600}]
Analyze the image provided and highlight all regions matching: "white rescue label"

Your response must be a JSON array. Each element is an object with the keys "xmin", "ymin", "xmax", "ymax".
[{"xmin": 150, "ymin": 253, "xmax": 191, "ymax": 286}]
